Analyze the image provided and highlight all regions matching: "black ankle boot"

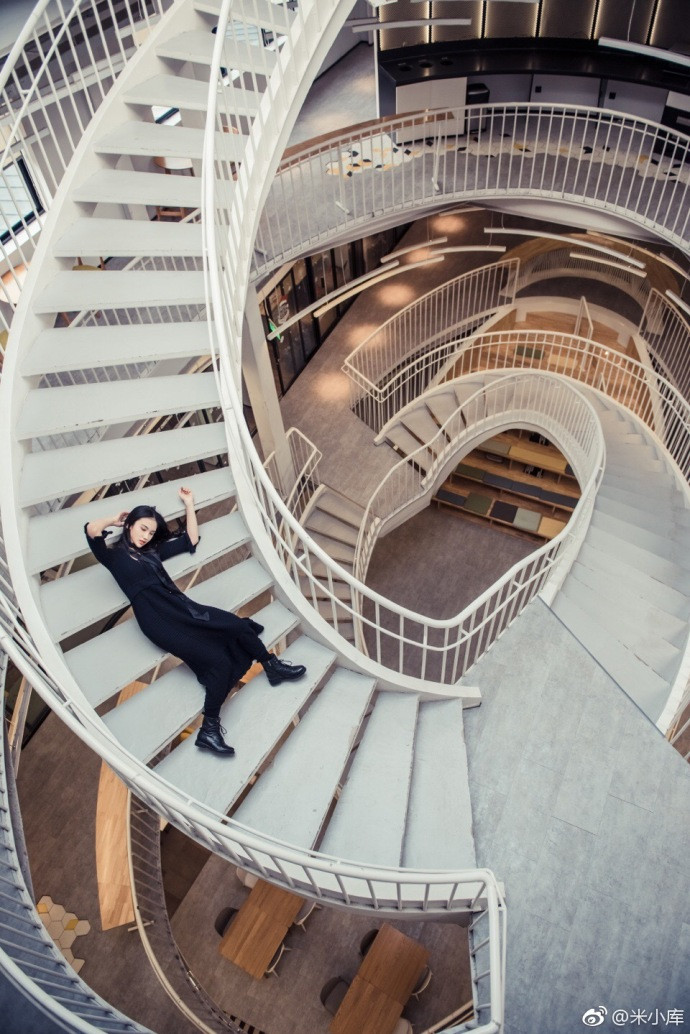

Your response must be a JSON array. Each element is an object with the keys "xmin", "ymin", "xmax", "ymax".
[
  {"xmin": 195, "ymin": 716, "xmax": 235, "ymax": 756},
  {"xmin": 263, "ymin": 655, "xmax": 307, "ymax": 686}
]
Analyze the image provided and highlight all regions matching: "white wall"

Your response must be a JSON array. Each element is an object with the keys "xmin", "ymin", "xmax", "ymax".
[
  {"xmin": 603, "ymin": 81, "xmax": 668, "ymax": 123},
  {"xmin": 530, "ymin": 74, "xmax": 600, "ymax": 107}
]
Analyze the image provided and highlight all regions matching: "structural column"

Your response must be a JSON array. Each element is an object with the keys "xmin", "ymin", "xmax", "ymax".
[{"xmin": 242, "ymin": 284, "xmax": 295, "ymax": 497}]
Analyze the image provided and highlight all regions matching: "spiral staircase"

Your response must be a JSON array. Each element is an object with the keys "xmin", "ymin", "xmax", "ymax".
[{"xmin": 3, "ymin": 1, "xmax": 690, "ymax": 1032}]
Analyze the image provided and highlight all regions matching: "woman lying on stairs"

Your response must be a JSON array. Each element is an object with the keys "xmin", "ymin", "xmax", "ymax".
[{"xmin": 85, "ymin": 485, "xmax": 306, "ymax": 757}]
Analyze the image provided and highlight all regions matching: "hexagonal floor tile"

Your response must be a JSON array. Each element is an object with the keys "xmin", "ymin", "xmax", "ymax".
[
  {"xmin": 72, "ymin": 958, "xmax": 85, "ymax": 974},
  {"xmin": 36, "ymin": 896, "xmax": 53, "ymax": 914},
  {"xmin": 47, "ymin": 920, "xmax": 64, "ymax": 939},
  {"xmin": 59, "ymin": 930, "xmax": 77, "ymax": 949},
  {"xmin": 74, "ymin": 919, "xmax": 90, "ymax": 936},
  {"xmin": 63, "ymin": 915, "xmax": 78, "ymax": 930},
  {"xmin": 48, "ymin": 903, "xmax": 65, "ymax": 921}
]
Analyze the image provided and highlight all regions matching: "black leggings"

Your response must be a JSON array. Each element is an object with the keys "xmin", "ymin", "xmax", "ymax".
[{"xmin": 202, "ymin": 627, "xmax": 271, "ymax": 719}]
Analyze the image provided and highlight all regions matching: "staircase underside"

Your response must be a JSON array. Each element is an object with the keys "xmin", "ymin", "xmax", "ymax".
[{"xmin": 461, "ymin": 597, "xmax": 690, "ymax": 1032}]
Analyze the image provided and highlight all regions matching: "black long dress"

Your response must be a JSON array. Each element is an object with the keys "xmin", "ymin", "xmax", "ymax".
[{"xmin": 85, "ymin": 526, "xmax": 269, "ymax": 716}]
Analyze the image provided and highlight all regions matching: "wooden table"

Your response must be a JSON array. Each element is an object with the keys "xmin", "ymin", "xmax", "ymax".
[
  {"xmin": 218, "ymin": 879, "xmax": 304, "ymax": 979},
  {"xmin": 330, "ymin": 924, "xmax": 429, "ymax": 1034}
]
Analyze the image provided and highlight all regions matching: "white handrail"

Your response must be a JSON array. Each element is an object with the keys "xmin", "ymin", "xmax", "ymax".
[{"xmin": 251, "ymin": 102, "xmax": 690, "ymax": 279}]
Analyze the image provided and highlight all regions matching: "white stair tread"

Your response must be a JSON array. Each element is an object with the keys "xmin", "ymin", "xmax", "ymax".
[
  {"xmin": 33, "ymin": 271, "xmax": 206, "ymax": 314},
  {"xmin": 153, "ymin": 638, "xmax": 335, "ymax": 812},
  {"xmin": 426, "ymin": 391, "xmax": 462, "ymax": 429},
  {"xmin": 551, "ymin": 593, "xmax": 670, "ymax": 722},
  {"xmin": 590, "ymin": 509, "xmax": 690, "ymax": 569},
  {"xmin": 299, "ymin": 576, "xmax": 352, "ymax": 604},
  {"xmin": 577, "ymin": 541, "xmax": 690, "ymax": 618},
  {"xmin": 73, "ymin": 167, "xmax": 203, "ymax": 208},
  {"xmin": 233, "ymin": 669, "xmax": 375, "ymax": 847},
  {"xmin": 560, "ymin": 572, "xmax": 681, "ymax": 679},
  {"xmin": 28, "ymin": 467, "xmax": 235, "ymax": 574},
  {"xmin": 41, "ymin": 513, "xmax": 249, "ymax": 641},
  {"xmin": 102, "ymin": 600, "xmax": 297, "ymax": 750},
  {"xmin": 24, "ymin": 320, "xmax": 211, "ymax": 376},
  {"xmin": 195, "ymin": 0, "xmax": 295, "ymax": 31},
  {"xmin": 403, "ymin": 699, "xmax": 476, "ymax": 870},
  {"xmin": 123, "ymin": 74, "xmax": 262, "ymax": 119},
  {"xmin": 20, "ymin": 421, "xmax": 226, "ymax": 506},
  {"xmin": 155, "ymin": 31, "xmax": 277, "ymax": 75},
  {"xmin": 306, "ymin": 510, "xmax": 359, "ymax": 547},
  {"xmin": 18, "ymin": 373, "xmax": 218, "ymax": 440},
  {"xmin": 68, "ymin": 562, "xmax": 278, "ymax": 708},
  {"xmin": 54, "ymin": 218, "xmax": 203, "ymax": 259},
  {"xmin": 320, "ymin": 693, "xmax": 419, "ymax": 867},
  {"xmin": 94, "ymin": 122, "xmax": 245, "ymax": 162},
  {"xmin": 587, "ymin": 525, "xmax": 690, "ymax": 591},
  {"xmin": 402, "ymin": 406, "xmax": 444, "ymax": 447}
]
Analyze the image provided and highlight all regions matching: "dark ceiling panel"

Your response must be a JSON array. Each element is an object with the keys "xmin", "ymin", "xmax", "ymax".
[
  {"xmin": 379, "ymin": 0, "xmax": 428, "ymax": 51},
  {"xmin": 485, "ymin": 0, "xmax": 540, "ymax": 39},
  {"xmin": 430, "ymin": 1, "xmax": 482, "ymax": 43},
  {"xmin": 539, "ymin": 0, "xmax": 597, "ymax": 39},
  {"xmin": 595, "ymin": 0, "xmax": 656, "ymax": 44},
  {"xmin": 650, "ymin": 0, "xmax": 690, "ymax": 49}
]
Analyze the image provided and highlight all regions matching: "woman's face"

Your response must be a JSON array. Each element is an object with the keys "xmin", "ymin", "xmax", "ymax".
[{"xmin": 128, "ymin": 517, "xmax": 157, "ymax": 549}]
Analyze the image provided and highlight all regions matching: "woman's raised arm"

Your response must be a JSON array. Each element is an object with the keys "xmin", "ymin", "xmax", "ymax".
[
  {"xmin": 179, "ymin": 487, "xmax": 199, "ymax": 546},
  {"xmin": 85, "ymin": 511, "xmax": 128, "ymax": 539}
]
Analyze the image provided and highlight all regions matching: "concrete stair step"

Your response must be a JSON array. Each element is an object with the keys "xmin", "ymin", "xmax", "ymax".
[
  {"xmin": 560, "ymin": 570, "xmax": 681, "ymax": 681},
  {"xmin": 23, "ymin": 320, "xmax": 211, "ymax": 376},
  {"xmin": 94, "ymin": 121, "xmax": 245, "ymax": 163},
  {"xmin": 233, "ymin": 669, "xmax": 375, "ymax": 848},
  {"xmin": 28, "ymin": 466, "xmax": 234, "ymax": 574},
  {"xmin": 587, "ymin": 525, "xmax": 690, "ymax": 590},
  {"xmin": 70, "ymin": 573, "xmax": 285, "ymax": 710},
  {"xmin": 33, "ymin": 270, "xmax": 206, "ymax": 314},
  {"xmin": 403, "ymin": 699, "xmax": 476, "ymax": 870},
  {"xmin": 384, "ymin": 425, "xmax": 434, "ymax": 470},
  {"xmin": 319, "ymin": 693, "xmax": 419, "ymax": 867},
  {"xmin": 153, "ymin": 638, "xmax": 335, "ymax": 812},
  {"xmin": 600, "ymin": 468, "xmax": 676, "ymax": 494},
  {"xmin": 550, "ymin": 593, "xmax": 670, "ymax": 723},
  {"xmin": 567, "ymin": 560, "xmax": 688, "ymax": 647},
  {"xmin": 594, "ymin": 492, "xmax": 680, "ymax": 533},
  {"xmin": 20, "ymin": 421, "xmax": 226, "ymax": 506},
  {"xmin": 314, "ymin": 487, "xmax": 365, "ymax": 528},
  {"xmin": 577, "ymin": 540, "xmax": 690, "ymax": 618},
  {"xmin": 123, "ymin": 73, "xmax": 261, "ymax": 118},
  {"xmin": 597, "ymin": 480, "xmax": 681, "ymax": 517},
  {"xmin": 401, "ymin": 406, "xmax": 445, "ymax": 447},
  {"xmin": 54, "ymin": 217, "xmax": 203, "ymax": 259},
  {"xmin": 425, "ymin": 390, "xmax": 462, "ymax": 429},
  {"xmin": 155, "ymin": 30, "xmax": 277, "ymax": 76},
  {"xmin": 299, "ymin": 576, "xmax": 352, "ymax": 604},
  {"xmin": 17, "ymin": 373, "xmax": 218, "ymax": 440},
  {"xmin": 305, "ymin": 510, "xmax": 359, "ymax": 547},
  {"xmin": 41, "ymin": 513, "xmax": 251, "ymax": 641},
  {"xmin": 102, "ymin": 599, "xmax": 298, "ymax": 753},
  {"xmin": 590, "ymin": 509, "xmax": 690, "ymax": 569},
  {"xmin": 307, "ymin": 532, "xmax": 356, "ymax": 566}
]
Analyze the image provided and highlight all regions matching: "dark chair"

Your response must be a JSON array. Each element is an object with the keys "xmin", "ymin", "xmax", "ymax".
[
  {"xmin": 320, "ymin": 976, "xmax": 350, "ymax": 1015},
  {"xmin": 359, "ymin": 927, "xmax": 379, "ymax": 957},
  {"xmin": 214, "ymin": 906, "xmax": 238, "ymax": 937}
]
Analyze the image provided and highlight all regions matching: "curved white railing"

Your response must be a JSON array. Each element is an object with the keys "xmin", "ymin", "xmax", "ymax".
[
  {"xmin": 515, "ymin": 244, "xmax": 652, "ymax": 309},
  {"xmin": 252, "ymin": 103, "xmax": 690, "ymax": 279},
  {"xmin": 344, "ymin": 259, "xmax": 518, "ymax": 430},
  {"xmin": 353, "ymin": 371, "xmax": 605, "ymax": 680}
]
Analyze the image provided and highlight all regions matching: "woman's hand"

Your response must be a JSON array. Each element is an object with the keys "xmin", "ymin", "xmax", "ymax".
[
  {"xmin": 179, "ymin": 486, "xmax": 195, "ymax": 508},
  {"xmin": 113, "ymin": 511, "xmax": 129, "ymax": 527}
]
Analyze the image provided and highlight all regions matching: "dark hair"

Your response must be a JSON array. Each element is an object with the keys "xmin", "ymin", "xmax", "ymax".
[{"xmin": 118, "ymin": 506, "xmax": 172, "ymax": 552}]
